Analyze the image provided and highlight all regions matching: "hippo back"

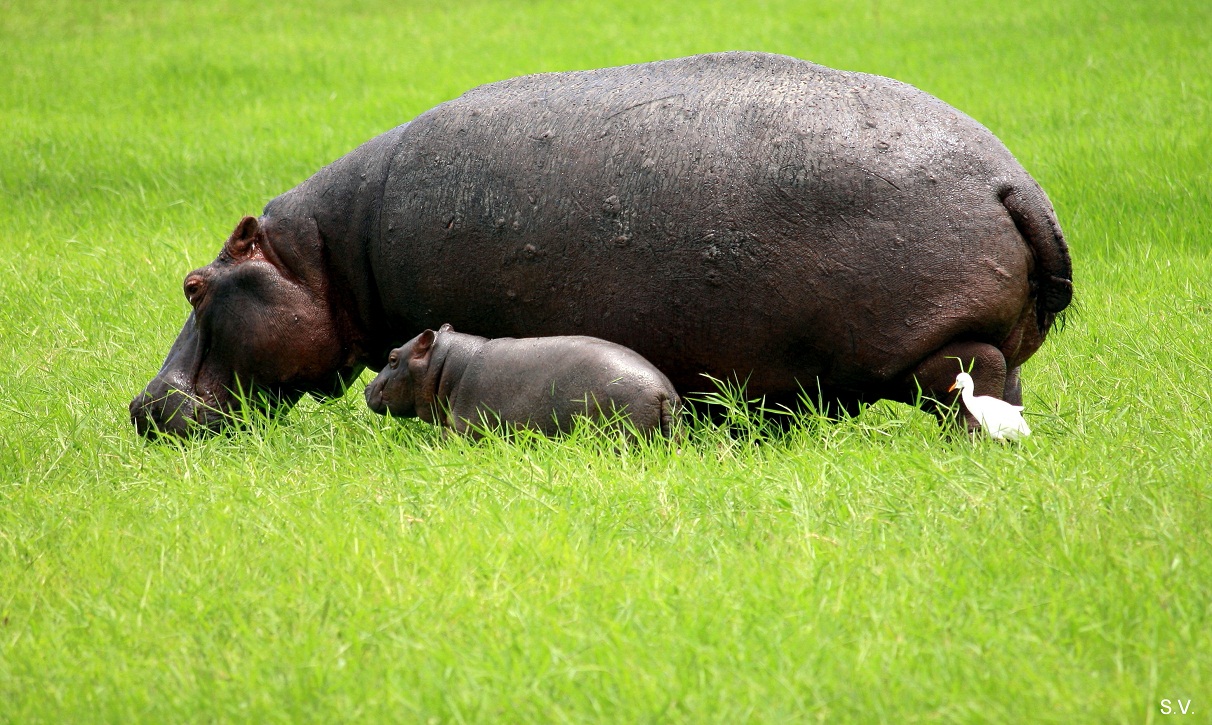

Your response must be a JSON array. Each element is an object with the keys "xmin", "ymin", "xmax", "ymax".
[{"xmin": 358, "ymin": 52, "xmax": 1055, "ymax": 398}]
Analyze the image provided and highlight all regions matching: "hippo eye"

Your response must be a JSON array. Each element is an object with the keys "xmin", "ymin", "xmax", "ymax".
[
  {"xmin": 183, "ymin": 276, "xmax": 206, "ymax": 306},
  {"xmin": 388, "ymin": 352, "xmax": 399, "ymax": 369}
]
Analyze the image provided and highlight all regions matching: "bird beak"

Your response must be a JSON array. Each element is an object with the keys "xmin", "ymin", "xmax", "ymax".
[{"xmin": 947, "ymin": 382, "xmax": 957, "ymax": 392}]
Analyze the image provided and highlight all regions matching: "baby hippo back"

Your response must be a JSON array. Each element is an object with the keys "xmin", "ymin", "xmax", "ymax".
[{"xmin": 457, "ymin": 336, "xmax": 679, "ymax": 436}]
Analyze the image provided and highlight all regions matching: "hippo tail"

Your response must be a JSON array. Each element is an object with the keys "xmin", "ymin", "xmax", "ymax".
[{"xmin": 999, "ymin": 181, "xmax": 1074, "ymax": 332}]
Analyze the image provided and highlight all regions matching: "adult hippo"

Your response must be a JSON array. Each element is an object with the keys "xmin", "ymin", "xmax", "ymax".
[{"xmin": 131, "ymin": 51, "xmax": 1072, "ymax": 437}]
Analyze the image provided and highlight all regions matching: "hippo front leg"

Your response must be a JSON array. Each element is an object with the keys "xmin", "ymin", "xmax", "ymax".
[{"xmin": 903, "ymin": 341, "xmax": 1009, "ymax": 432}]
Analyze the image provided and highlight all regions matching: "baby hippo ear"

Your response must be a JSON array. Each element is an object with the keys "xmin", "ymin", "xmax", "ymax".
[
  {"xmin": 225, "ymin": 216, "xmax": 263, "ymax": 258},
  {"xmin": 413, "ymin": 329, "xmax": 436, "ymax": 355},
  {"xmin": 409, "ymin": 329, "xmax": 437, "ymax": 373}
]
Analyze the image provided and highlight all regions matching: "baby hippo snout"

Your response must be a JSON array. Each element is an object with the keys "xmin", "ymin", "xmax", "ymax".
[
  {"xmin": 364, "ymin": 377, "xmax": 386, "ymax": 414},
  {"xmin": 365, "ymin": 348, "xmax": 415, "ymax": 418},
  {"xmin": 367, "ymin": 325, "xmax": 681, "ymax": 437}
]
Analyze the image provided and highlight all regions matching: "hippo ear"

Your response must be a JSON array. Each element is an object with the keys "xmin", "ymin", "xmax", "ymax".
[
  {"xmin": 438, "ymin": 323, "xmax": 454, "ymax": 333},
  {"xmin": 408, "ymin": 329, "xmax": 436, "ymax": 375},
  {"xmin": 225, "ymin": 216, "xmax": 264, "ymax": 259},
  {"xmin": 412, "ymin": 329, "xmax": 436, "ymax": 359}
]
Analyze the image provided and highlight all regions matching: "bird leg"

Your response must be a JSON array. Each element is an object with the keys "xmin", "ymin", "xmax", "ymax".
[{"xmin": 902, "ymin": 342, "xmax": 1008, "ymax": 432}]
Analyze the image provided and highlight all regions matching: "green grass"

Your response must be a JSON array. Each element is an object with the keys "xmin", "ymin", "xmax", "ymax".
[{"xmin": 2, "ymin": 0, "xmax": 1210, "ymax": 720}]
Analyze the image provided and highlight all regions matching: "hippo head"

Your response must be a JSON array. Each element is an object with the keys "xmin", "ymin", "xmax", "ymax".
[
  {"xmin": 364, "ymin": 328, "xmax": 439, "ymax": 421},
  {"xmin": 130, "ymin": 216, "xmax": 363, "ymax": 437}
]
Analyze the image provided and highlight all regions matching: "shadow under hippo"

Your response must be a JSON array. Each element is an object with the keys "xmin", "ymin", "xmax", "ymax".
[{"xmin": 130, "ymin": 51, "xmax": 1072, "ymax": 438}]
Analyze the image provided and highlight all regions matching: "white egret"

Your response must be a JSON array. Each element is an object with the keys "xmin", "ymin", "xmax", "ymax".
[{"xmin": 949, "ymin": 372, "xmax": 1031, "ymax": 440}]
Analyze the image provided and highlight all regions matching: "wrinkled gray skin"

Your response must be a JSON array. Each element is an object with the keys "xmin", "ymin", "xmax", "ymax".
[
  {"xmin": 366, "ymin": 325, "xmax": 681, "ymax": 437},
  {"xmin": 131, "ymin": 51, "xmax": 1072, "ymax": 437}
]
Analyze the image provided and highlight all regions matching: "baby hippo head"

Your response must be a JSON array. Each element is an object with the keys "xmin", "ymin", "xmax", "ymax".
[{"xmin": 364, "ymin": 327, "xmax": 441, "ymax": 418}]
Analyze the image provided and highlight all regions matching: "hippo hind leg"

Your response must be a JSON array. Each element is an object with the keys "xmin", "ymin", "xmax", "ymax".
[
  {"xmin": 902, "ymin": 341, "xmax": 1008, "ymax": 432},
  {"xmin": 1003, "ymin": 365, "xmax": 1023, "ymax": 406}
]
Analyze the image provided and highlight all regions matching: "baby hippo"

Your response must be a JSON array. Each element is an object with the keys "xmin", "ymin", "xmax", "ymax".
[{"xmin": 365, "ymin": 324, "xmax": 681, "ymax": 437}]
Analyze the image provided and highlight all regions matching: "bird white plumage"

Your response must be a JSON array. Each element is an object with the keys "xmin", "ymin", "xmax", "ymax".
[{"xmin": 949, "ymin": 372, "xmax": 1031, "ymax": 440}]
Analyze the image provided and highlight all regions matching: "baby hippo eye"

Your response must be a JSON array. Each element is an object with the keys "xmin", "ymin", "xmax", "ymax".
[{"xmin": 388, "ymin": 352, "xmax": 399, "ymax": 369}]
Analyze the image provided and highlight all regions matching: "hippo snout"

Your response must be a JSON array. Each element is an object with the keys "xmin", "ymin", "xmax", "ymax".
[
  {"xmin": 130, "ymin": 387, "xmax": 198, "ymax": 437},
  {"xmin": 129, "ymin": 377, "xmax": 228, "ymax": 438},
  {"xmin": 364, "ymin": 377, "xmax": 387, "ymax": 414}
]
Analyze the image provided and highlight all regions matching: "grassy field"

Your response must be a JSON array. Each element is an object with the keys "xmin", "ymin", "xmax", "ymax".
[{"xmin": 2, "ymin": 0, "xmax": 1210, "ymax": 720}]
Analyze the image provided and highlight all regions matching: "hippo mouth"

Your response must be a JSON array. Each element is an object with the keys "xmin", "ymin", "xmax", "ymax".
[
  {"xmin": 363, "ymin": 376, "xmax": 386, "ymax": 414},
  {"xmin": 129, "ymin": 383, "xmax": 297, "ymax": 438},
  {"xmin": 130, "ymin": 312, "xmax": 223, "ymax": 438},
  {"xmin": 129, "ymin": 385, "xmax": 229, "ymax": 438},
  {"xmin": 129, "ymin": 312, "xmax": 299, "ymax": 438}
]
